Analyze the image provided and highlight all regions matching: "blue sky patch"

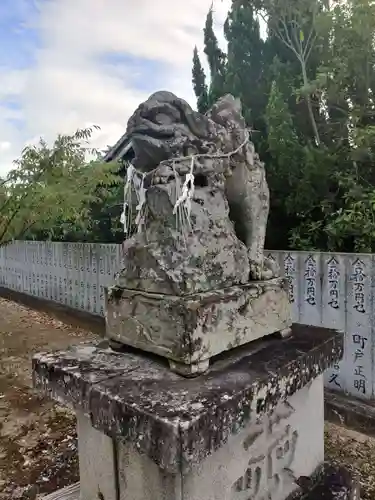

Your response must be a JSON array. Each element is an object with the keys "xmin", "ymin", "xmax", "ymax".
[
  {"xmin": 98, "ymin": 52, "xmax": 169, "ymax": 92},
  {"xmin": 0, "ymin": 0, "xmax": 40, "ymax": 70}
]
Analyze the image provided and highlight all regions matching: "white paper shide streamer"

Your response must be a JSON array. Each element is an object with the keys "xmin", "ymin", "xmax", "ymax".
[
  {"xmin": 120, "ymin": 163, "xmax": 148, "ymax": 236},
  {"xmin": 120, "ymin": 163, "xmax": 134, "ymax": 235},
  {"xmin": 133, "ymin": 172, "xmax": 146, "ymax": 232},
  {"xmin": 173, "ymin": 156, "xmax": 195, "ymax": 219}
]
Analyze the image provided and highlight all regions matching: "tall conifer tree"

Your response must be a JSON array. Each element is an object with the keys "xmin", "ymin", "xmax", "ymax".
[
  {"xmin": 192, "ymin": 47, "xmax": 209, "ymax": 113},
  {"xmin": 204, "ymin": 6, "xmax": 227, "ymax": 106},
  {"xmin": 224, "ymin": 0, "xmax": 265, "ymax": 132}
]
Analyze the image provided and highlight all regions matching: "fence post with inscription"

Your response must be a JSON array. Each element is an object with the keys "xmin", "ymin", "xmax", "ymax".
[
  {"xmin": 322, "ymin": 253, "xmax": 347, "ymax": 393},
  {"xmin": 344, "ymin": 256, "xmax": 373, "ymax": 399},
  {"xmin": 299, "ymin": 252, "xmax": 322, "ymax": 327}
]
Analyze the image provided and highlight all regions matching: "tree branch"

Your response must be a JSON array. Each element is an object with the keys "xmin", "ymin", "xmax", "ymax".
[
  {"xmin": 303, "ymin": 24, "xmax": 316, "ymax": 59},
  {"xmin": 0, "ymin": 164, "xmax": 46, "ymax": 217},
  {"xmin": 304, "ymin": 33, "xmax": 317, "ymax": 62},
  {"xmin": 0, "ymin": 177, "xmax": 10, "ymax": 188},
  {"xmin": 290, "ymin": 19, "xmax": 303, "ymax": 53},
  {"xmin": 278, "ymin": 17, "xmax": 299, "ymax": 55},
  {"xmin": 272, "ymin": 21, "xmax": 301, "ymax": 60},
  {"xmin": 0, "ymin": 220, "xmax": 38, "ymax": 248},
  {"xmin": 0, "ymin": 180, "xmax": 43, "ymax": 243},
  {"xmin": 0, "ymin": 210, "xmax": 23, "ymax": 244}
]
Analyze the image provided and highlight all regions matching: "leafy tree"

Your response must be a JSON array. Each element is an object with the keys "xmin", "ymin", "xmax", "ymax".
[
  {"xmin": 251, "ymin": 0, "xmax": 325, "ymax": 145},
  {"xmin": 0, "ymin": 127, "xmax": 120, "ymax": 246},
  {"xmin": 193, "ymin": 0, "xmax": 375, "ymax": 253},
  {"xmin": 264, "ymin": 80, "xmax": 330, "ymax": 249},
  {"xmin": 314, "ymin": 0, "xmax": 375, "ymax": 252}
]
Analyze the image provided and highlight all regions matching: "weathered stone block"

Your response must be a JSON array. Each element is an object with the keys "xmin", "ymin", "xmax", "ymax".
[
  {"xmin": 77, "ymin": 376, "xmax": 323, "ymax": 500},
  {"xmin": 105, "ymin": 277, "xmax": 292, "ymax": 375},
  {"xmin": 32, "ymin": 325, "xmax": 348, "ymax": 500},
  {"xmin": 33, "ymin": 324, "xmax": 342, "ymax": 471}
]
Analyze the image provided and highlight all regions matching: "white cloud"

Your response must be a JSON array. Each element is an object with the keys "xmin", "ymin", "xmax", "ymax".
[
  {"xmin": 0, "ymin": 68, "xmax": 28, "ymax": 100},
  {"xmin": 0, "ymin": 141, "xmax": 11, "ymax": 152},
  {"xmin": 0, "ymin": 0, "xmax": 231, "ymax": 176}
]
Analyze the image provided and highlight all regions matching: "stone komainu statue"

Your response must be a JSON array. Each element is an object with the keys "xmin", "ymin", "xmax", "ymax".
[
  {"xmin": 120, "ymin": 90, "xmax": 278, "ymax": 293},
  {"xmin": 107, "ymin": 91, "xmax": 292, "ymax": 374}
]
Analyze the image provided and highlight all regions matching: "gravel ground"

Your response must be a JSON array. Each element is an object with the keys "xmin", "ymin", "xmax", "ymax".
[
  {"xmin": 325, "ymin": 422, "xmax": 375, "ymax": 499},
  {"xmin": 0, "ymin": 296, "xmax": 375, "ymax": 499},
  {"xmin": 0, "ymin": 297, "xmax": 95, "ymax": 499}
]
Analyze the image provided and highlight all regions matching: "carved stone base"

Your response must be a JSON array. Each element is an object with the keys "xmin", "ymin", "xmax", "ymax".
[
  {"xmin": 72, "ymin": 381, "xmax": 358, "ymax": 500},
  {"xmin": 32, "ymin": 326, "xmax": 343, "ymax": 500},
  {"xmin": 105, "ymin": 278, "xmax": 292, "ymax": 375},
  {"xmin": 76, "ymin": 377, "xmax": 323, "ymax": 500}
]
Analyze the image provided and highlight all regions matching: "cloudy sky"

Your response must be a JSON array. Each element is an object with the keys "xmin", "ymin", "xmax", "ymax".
[{"xmin": 0, "ymin": 0, "xmax": 231, "ymax": 176}]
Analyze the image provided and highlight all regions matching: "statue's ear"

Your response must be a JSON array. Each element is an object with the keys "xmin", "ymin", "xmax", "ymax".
[{"xmin": 234, "ymin": 97, "xmax": 242, "ymax": 111}]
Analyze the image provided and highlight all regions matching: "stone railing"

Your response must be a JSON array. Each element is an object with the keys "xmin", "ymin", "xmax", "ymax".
[{"xmin": 0, "ymin": 241, "xmax": 373, "ymax": 401}]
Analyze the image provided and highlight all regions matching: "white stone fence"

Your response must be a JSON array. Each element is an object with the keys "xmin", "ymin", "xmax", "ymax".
[
  {"xmin": 0, "ymin": 241, "xmax": 373, "ymax": 401},
  {"xmin": 0, "ymin": 241, "xmax": 123, "ymax": 317}
]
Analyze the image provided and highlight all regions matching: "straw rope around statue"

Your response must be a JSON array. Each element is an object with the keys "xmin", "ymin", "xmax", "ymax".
[{"xmin": 120, "ymin": 130, "xmax": 252, "ymax": 239}]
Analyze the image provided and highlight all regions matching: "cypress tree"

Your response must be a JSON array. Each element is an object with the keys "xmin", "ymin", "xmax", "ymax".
[
  {"xmin": 224, "ymin": 0, "xmax": 266, "ymax": 132},
  {"xmin": 192, "ymin": 46, "xmax": 209, "ymax": 113},
  {"xmin": 203, "ymin": 6, "xmax": 227, "ymax": 106}
]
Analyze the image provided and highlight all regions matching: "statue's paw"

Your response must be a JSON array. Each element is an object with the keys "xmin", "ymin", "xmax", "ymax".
[
  {"xmin": 263, "ymin": 256, "xmax": 279, "ymax": 279},
  {"xmin": 261, "ymin": 267, "xmax": 274, "ymax": 280},
  {"xmin": 249, "ymin": 260, "xmax": 264, "ymax": 281},
  {"xmin": 279, "ymin": 327, "xmax": 292, "ymax": 339},
  {"xmin": 249, "ymin": 256, "xmax": 278, "ymax": 281}
]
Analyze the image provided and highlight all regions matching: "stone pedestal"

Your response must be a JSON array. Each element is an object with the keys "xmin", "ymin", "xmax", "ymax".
[
  {"xmin": 32, "ymin": 325, "xmax": 358, "ymax": 500},
  {"xmin": 105, "ymin": 278, "xmax": 292, "ymax": 376}
]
